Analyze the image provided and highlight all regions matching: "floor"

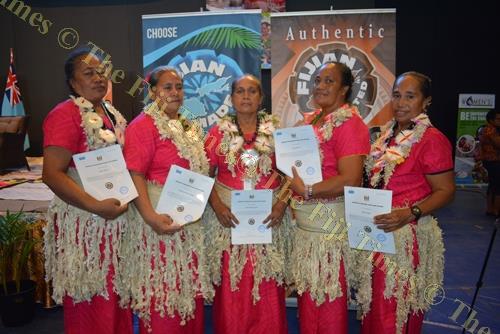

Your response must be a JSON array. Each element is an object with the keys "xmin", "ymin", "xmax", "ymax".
[{"xmin": 1, "ymin": 188, "xmax": 499, "ymax": 333}]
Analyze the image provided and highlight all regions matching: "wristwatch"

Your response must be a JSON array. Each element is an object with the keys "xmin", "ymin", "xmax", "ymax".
[{"xmin": 410, "ymin": 205, "xmax": 422, "ymax": 220}]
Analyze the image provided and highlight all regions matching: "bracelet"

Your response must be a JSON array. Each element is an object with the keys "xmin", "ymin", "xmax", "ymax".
[{"xmin": 304, "ymin": 184, "xmax": 313, "ymax": 200}]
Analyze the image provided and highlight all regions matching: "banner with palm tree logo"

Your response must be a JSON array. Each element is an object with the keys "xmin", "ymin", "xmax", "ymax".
[{"xmin": 142, "ymin": 10, "xmax": 262, "ymax": 130}]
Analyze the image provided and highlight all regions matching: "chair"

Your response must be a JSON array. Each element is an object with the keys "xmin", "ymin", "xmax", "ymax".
[{"xmin": 0, "ymin": 115, "xmax": 30, "ymax": 173}]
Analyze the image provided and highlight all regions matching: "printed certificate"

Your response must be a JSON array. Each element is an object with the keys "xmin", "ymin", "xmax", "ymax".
[
  {"xmin": 344, "ymin": 186, "xmax": 396, "ymax": 254},
  {"xmin": 231, "ymin": 189, "xmax": 272, "ymax": 245},
  {"xmin": 72, "ymin": 144, "xmax": 138, "ymax": 205},
  {"xmin": 273, "ymin": 125, "xmax": 323, "ymax": 185},
  {"xmin": 156, "ymin": 165, "xmax": 215, "ymax": 225}
]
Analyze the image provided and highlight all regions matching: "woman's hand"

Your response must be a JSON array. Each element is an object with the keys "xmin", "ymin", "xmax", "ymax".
[
  {"xmin": 263, "ymin": 200, "xmax": 288, "ymax": 228},
  {"xmin": 213, "ymin": 201, "xmax": 239, "ymax": 228},
  {"xmin": 144, "ymin": 212, "xmax": 182, "ymax": 235},
  {"xmin": 287, "ymin": 166, "xmax": 306, "ymax": 197},
  {"xmin": 373, "ymin": 208, "xmax": 414, "ymax": 232},
  {"xmin": 94, "ymin": 198, "xmax": 128, "ymax": 220}
]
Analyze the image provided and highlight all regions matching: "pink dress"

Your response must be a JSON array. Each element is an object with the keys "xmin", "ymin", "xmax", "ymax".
[
  {"xmin": 123, "ymin": 112, "xmax": 206, "ymax": 334},
  {"xmin": 361, "ymin": 127, "xmax": 453, "ymax": 334},
  {"xmin": 43, "ymin": 99, "xmax": 132, "ymax": 334},
  {"xmin": 297, "ymin": 107, "xmax": 370, "ymax": 334},
  {"xmin": 204, "ymin": 124, "xmax": 288, "ymax": 334}
]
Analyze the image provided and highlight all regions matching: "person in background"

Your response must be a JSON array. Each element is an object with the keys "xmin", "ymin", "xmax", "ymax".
[
  {"xmin": 42, "ymin": 47, "xmax": 132, "ymax": 334},
  {"xmin": 204, "ymin": 74, "xmax": 291, "ymax": 334},
  {"xmin": 358, "ymin": 71, "xmax": 455, "ymax": 334},
  {"xmin": 479, "ymin": 109, "xmax": 500, "ymax": 216},
  {"xmin": 287, "ymin": 62, "xmax": 370, "ymax": 334},
  {"xmin": 119, "ymin": 66, "xmax": 212, "ymax": 333}
]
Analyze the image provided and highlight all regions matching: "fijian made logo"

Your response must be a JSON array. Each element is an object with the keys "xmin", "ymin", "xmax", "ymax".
[
  {"xmin": 289, "ymin": 42, "xmax": 378, "ymax": 119},
  {"xmin": 168, "ymin": 50, "xmax": 244, "ymax": 130}
]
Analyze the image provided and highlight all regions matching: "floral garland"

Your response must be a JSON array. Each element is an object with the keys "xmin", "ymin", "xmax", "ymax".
[
  {"xmin": 313, "ymin": 103, "xmax": 354, "ymax": 143},
  {"xmin": 309, "ymin": 103, "xmax": 354, "ymax": 163},
  {"xmin": 144, "ymin": 101, "xmax": 209, "ymax": 175},
  {"xmin": 71, "ymin": 95, "xmax": 126, "ymax": 150},
  {"xmin": 365, "ymin": 113, "xmax": 433, "ymax": 189},
  {"xmin": 218, "ymin": 111, "xmax": 279, "ymax": 182}
]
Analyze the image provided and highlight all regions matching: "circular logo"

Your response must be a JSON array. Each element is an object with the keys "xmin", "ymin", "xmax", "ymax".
[
  {"xmin": 456, "ymin": 134, "xmax": 475, "ymax": 155},
  {"xmin": 248, "ymin": 218, "xmax": 256, "ymax": 225},
  {"xmin": 288, "ymin": 42, "xmax": 378, "ymax": 119},
  {"xmin": 166, "ymin": 49, "xmax": 244, "ymax": 130},
  {"xmin": 184, "ymin": 214, "xmax": 193, "ymax": 222},
  {"xmin": 424, "ymin": 284, "xmax": 445, "ymax": 305},
  {"xmin": 376, "ymin": 233, "xmax": 387, "ymax": 242},
  {"xmin": 295, "ymin": 160, "xmax": 302, "ymax": 167},
  {"xmin": 119, "ymin": 186, "xmax": 129, "ymax": 195},
  {"xmin": 258, "ymin": 225, "xmax": 267, "ymax": 232},
  {"xmin": 364, "ymin": 225, "xmax": 372, "ymax": 233},
  {"xmin": 176, "ymin": 205, "xmax": 184, "ymax": 212},
  {"xmin": 306, "ymin": 166, "xmax": 315, "ymax": 175},
  {"xmin": 105, "ymin": 182, "xmax": 113, "ymax": 189}
]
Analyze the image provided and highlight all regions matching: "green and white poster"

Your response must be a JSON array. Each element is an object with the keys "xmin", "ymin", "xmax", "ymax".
[{"xmin": 455, "ymin": 93, "xmax": 496, "ymax": 185}]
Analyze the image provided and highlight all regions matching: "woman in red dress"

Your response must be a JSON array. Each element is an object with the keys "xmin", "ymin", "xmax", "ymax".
[
  {"xmin": 204, "ymin": 74, "xmax": 291, "ymax": 334},
  {"xmin": 120, "ymin": 67, "xmax": 213, "ymax": 333},
  {"xmin": 287, "ymin": 62, "xmax": 370, "ymax": 334},
  {"xmin": 42, "ymin": 48, "xmax": 132, "ymax": 334},
  {"xmin": 358, "ymin": 71, "xmax": 455, "ymax": 334}
]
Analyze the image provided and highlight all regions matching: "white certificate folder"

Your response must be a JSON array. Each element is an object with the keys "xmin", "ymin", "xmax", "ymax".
[
  {"xmin": 72, "ymin": 144, "xmax": 138, "ymax": 205},
  {"xmin": 344, "ymin": 186, "xmax": 396, "ymax": 254},
  {"xmin": 273, "ymin": 125, "xmax": 322, "ymax": 185},
  {"xmin": 156, "ymin": 165, "xmax": 215, "ymax": 225},
  {"xmin": 231, "ymin": 189, "xmax": 272, "ymax": 245}
]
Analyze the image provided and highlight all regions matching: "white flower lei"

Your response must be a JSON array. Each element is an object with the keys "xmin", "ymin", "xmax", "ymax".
[
  {"xmin": 310, "ymin": 103, "xmax": 354, "ymax": 162},
  {"xmin": 71, "ymin": 95, "xmax": 127, "ymax": 150},
  {"xmin": 144, "ymin": 101, "xmax": 209, "ymax": 175},
  {"xmin": 365, "ymin": 113, "xmax": 433, "ymax": 188},
  {"xmin": 219, "ymin": 111, "xmax": 279, "ymax": 182},
  {"xmin": 314, "ymin": 103, "xmax": 354, "ymax": 142}
]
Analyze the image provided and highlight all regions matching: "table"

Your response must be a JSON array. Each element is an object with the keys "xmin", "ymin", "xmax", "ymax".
[{"xmin": 0, "ymin": 157, "xmax": 55, "ymax": 308}]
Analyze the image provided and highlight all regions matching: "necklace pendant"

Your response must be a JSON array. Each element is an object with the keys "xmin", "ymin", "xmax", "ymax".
[{"xmin": 241, "ymin": 148, "xmax": 259, "ymax": 190}]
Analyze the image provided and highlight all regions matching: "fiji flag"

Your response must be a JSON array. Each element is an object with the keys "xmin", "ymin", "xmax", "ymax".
[{"xmin": 1, "ymin": 48, "xmax": 29, "ymax": 150}]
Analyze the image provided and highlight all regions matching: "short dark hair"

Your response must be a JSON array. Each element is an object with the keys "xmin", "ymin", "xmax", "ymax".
[
  {"xmin": 64, "ymin": 46, "xmax": 104, "ymax": 95},
  {"xmin": 231, "ymin": 74, "xmax": 263, "ymax": 96},
  {"xmin": 319, "ymin": 62, "xmax": 354, "ymax": 101},
  {"xmin": 486, "ymin": 109, "xmax": 499, "ymax": 122},
  {"xmin": 145, "ymin": 66, "xmax": 182, "ymax": 88},
  {"xmin": 395, "ymin": 71, "xmax": 432, "ymax": 98}
]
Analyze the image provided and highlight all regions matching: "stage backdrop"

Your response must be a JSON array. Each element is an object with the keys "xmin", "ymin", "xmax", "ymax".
[
  {"xmin": 454, "ymin": 93, "xmax": 495, "ymax": 185},
  {"xmin": 270, "ymin": 9, "xmax": 396, "ymax": 128},
  {"xmin": 142, "ymin": 10, "xmax": 262, "ymax": 130}
]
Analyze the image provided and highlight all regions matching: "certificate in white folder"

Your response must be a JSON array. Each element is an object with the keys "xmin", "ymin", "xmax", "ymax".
[
  {"xmin": 231, "ymin": 189, "xmax": 272, "ymax": 245},
  {"xmin": 273, "ymin": 125, "xmax": 323, "ymax": 185},
  {"xmin": 344, "ymin": 186, "xmax": 396, "ymax": 254},
  {"xmin": 72, "ymin": 144, "xmax": 138, "ymax": 205},
  {"xmin": 156, "ymin": 165, "xmax": 215, "ymax": 225}
]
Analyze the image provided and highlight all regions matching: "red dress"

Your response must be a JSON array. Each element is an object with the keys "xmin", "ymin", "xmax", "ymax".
[
  {"xmin": 43, "ymin": 99, "xmax": 132, "ymax": 334},
  {"xmin": 204, "ymin": 124, "xmax": 288, "ymax": 334},
  {"xmin": 361, "ymin": 127, "xmax": 453, "ymax": 334},
  {"xmin": 296, "ymin": 107, "xmax": 370, "ymax": 334},
  {"xmin": 123, "ymin": 112, "xmax": 206, "ymax": 334}
]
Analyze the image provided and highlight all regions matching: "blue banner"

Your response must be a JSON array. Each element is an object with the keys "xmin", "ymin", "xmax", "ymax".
[{"xmin": 142, "ymin": 10, "xmax": 262, "ymax": 129}]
